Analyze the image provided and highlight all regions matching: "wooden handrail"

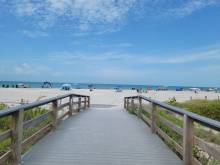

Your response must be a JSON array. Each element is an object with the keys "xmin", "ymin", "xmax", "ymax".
[
  {"xmin": 0, "ymin": 93, "xmax": 90, "ymax": 164},
  {"xmin": 0, "ymin": 94, "xmax": 89, "ymax": 117},
  {"xmin": 124, "ymin": 95, "xmax": 220, "ymax": 165},
  {"xmin": 125, "ymin": 96, "xmax": 220, "ymax": 131}
]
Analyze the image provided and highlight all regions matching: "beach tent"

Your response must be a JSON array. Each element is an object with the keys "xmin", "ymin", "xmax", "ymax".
[
  {"xmin": 61, "ymin": 84, "xmax": 72, "ymax": 91},
  {"xmin": 42, "ymin": 82, "xmax": 52, "ymax": 88}
]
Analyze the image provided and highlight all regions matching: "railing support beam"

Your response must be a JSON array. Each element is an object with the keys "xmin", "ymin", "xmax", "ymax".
[
  {"xmin": 84, "ymin": 97, "xmax": 87, "ymax": 109},
  {"xmin": 78, "ymin": 97, "xmax": 81, "ymax": 112},
  {"xmin": 124, "ymin": 98, "xmax": 126, "ymax": 109},
  {"xmin": 52, "ymin": 100, "xmax": 58, "ymax": 130},
  {"xmin": 87, "ymin": 96, "xmax": 90, "ymax": 108},
  {"xmin": 126, "ymin": 98, "xmax": 129, "ymax": 110},
  {"xmin": 69, "ymin": 95, "xmax": 73, "ymax": 116},
  {"xmin": 138, "ymin": 97, "xmax": 142, "ymax": 118},
  {"xmin": 151, "ymin": 103, "xmax": 157, "ymax": 134},
  {"xmin": 11, "ymin": 109, "xmax": 24, "ymax": 165},
  {"xmin": 131, "ymin": 98, "xmax": 135, "ymax": 113},
  {"xmin": 183, "ymin": 115, "xmax": 194, "ymax": 165}
]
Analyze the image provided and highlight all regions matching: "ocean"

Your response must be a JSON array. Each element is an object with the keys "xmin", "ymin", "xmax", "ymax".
[{"xmin": 0, "ymin": 81, "xmax": 219, "ymax": 91}]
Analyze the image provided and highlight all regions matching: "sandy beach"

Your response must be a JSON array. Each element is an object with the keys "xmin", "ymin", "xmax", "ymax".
[{"xmin": 0, "ymin": 88, "xmax": 219, "ymax": 107}]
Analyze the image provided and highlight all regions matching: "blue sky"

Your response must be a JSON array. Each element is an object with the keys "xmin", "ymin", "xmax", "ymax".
[{"xmin": 0, "ymin": 0, "xmax": 220, "ymax": 87}]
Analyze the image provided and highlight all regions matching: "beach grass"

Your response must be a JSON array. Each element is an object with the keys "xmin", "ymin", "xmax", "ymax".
[
  {"xmin": 0, "ymin": 103, "xmax": 51, "ymax": 162},
  {"xmin": 140, "ymin": 99, "xmax": 220, "ymax": 164}
]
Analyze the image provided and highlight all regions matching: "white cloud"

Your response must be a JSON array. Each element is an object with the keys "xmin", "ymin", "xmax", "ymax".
[
  {"xmin": 166, "ymin": 0, "xmax": 219, "ymax": 18},
  {"xmin": 22, "ymin": 30, "xmax": 48, "ymax": 38},
  {"xmin": 88, "ymin": 66, "xmax": 143, "ymax": 82},
  {"xmin": 49, "ymin": 51, "xmax": 132, "ymax": 62},
  {"xmin": 142, "ymin": 49, "xmax": 220, "ymax": 64},
  {"xmin": 10, "ymin": 0, "xmax": 137, "ymax": 32},
  {"xmin": 92, "ymin": 42, "xmax": 133, "ymax": 48},
  {"xmin": 48, "ymin": 43, "xmax": 220, "ymax": 64},
  {"xmin": 141, "ymin": 0, "xmax": 219, "ymax": 19},
  {"xmin": 15, "ymin": 1, "xmax": 37, "ymax": 16},
  {"xmin": 3, "ymin": 0, "xmax": 218, "ymax": 34},
  {"xmin": 14, "ymin": 63, "xmax": 52, "ymax": 75}
]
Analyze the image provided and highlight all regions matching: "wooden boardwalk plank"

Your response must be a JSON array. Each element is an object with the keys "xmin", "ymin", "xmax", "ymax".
[{"xmin": 22, "ymin": 106, "xmax": 182, "ymax": 165}]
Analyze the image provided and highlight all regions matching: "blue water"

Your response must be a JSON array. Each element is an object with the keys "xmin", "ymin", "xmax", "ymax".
[{"xmin": 0, "ymin": 81, "xmax": 219, "ymax": 91}]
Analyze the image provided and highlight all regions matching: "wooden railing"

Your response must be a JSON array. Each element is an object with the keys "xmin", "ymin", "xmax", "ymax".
[
  {"xmin": 0, "ymin": 93, "xmax": 90, "ymax": 165},
  {"xmin": 124, "ymin": 96, "xmax": 220, "ymax": 165}
]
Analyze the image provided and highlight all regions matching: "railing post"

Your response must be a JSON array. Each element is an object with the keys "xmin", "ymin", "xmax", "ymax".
[
  {"xmin": 69, "ymin": 95, "xmax": 73, "ymax": 116},
  {"xmin": 138, "ymin": 96, "xmax": 142, "ymax": 118},
  {"xmin": 183, "ymin": 115, "xmax": 194, "ymax": 165},
  {"xmin": 78, "ymin": 97, "xmax": 81, "ymax": 112},
  {"xmin": 11, "ymin": 109, "xmax": 24, "ymax": 165},
  {"xmin": 131, "ymin": 98, "xmax": 135, "ymax": 113},
  {"xmin": 84, "ymin": 97, "xmax": 86, "ymax": 109},
  {"xmin": 124, "ymin": 98, "xmax": 127, "ymax": 109},
  {"xmin": 151, "ymin": 103, "xmax": 157, "ymax": 133},
  {"xmin": 52, "ymin": 100, "xmax": 58, "ymax": 130},
  {"xmin": 87, "ymin": 96, "xmax": 90, "ymax": 108},
  {"xmin": 126, "ymin": 98, "xmax": 129, "ymax": 110}
]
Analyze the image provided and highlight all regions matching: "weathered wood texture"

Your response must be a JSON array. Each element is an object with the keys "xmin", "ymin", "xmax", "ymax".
[
  {"xmin": 183, "ymin": 115, "xmax": 194, "ymax": 165},
  {"xmin": 22, "ymin": 106, "xmax": 181, "ymax": 165},
  {"xmin": 0, "ymin": 94, "xmax": 90, "ymax": 165},
  {"xmin": 52, "ymin": 100, "xmax": 58, "ymax": 130},
  {"xmin": 151, "ymin": 103, "xmax": 157, "ymax": 134},
  {"xmin": 78, "ymin": 97, "xmax": 81, "ymax": 112},
  {"xmin": 11, "ymin": 109, "xmax": 24, "ymax": 164},
  {"xmin": 125, "ymin": 96, "xmax": 220, "ymax": 165},
  {"xmin": 23, "ymin": 111, "xmax": 52, "ymax": 129}
]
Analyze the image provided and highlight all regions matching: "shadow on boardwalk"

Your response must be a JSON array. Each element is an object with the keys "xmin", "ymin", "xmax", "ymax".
[{"xmin": 22, "ymin": 105, "xmax": 182, "ymax": 165}]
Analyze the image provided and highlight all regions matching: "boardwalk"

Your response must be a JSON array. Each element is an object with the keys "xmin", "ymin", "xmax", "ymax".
[{"xmin": 22, "ymin": 105, "xmax": 182, "ymax": 165}]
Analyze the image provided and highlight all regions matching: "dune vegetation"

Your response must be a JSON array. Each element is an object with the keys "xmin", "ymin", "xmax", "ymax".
[
  {"xmin": 0, "ymin": 102, "xmax": 50, "ymax": 162},
  {"xmin": 137, "ymin": 99, "xmax": 220, "ymax": 165}
]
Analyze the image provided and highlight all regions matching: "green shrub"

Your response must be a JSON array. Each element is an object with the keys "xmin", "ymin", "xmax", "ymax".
[
  {"xmin": 0, "ymin": 104, "xmax": 11, "ymax": 130},
  {"xmin": 168, "ymin": 99, "xmax": 220, "ymax": 121},
  {"xmin": 140, "ymin": 100, "xmax": 220, "ymax": 164},
  {"xmin": 0, "ymin": 103, "xmax": 50, "ymax": 160},
  {"xmin": 0, "ymin": 104, "xmax": 49, "ymax": 131}
]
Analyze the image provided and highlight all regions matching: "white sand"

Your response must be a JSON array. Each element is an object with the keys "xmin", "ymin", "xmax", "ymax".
[{"xmin": 0, "ymin": 88, "xmax": 219, "ymax": 107}]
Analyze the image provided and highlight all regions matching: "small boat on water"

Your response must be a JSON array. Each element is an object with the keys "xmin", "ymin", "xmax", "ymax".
[
  {"xmin": 16, "ymin": 83, "xmax": 31, "ymax": 88},
  {"xmin": 176, "ymin": 87, "xmax": 183, "ymax": 91},
  {"xmin": 60, "ymin": 84, "xmax": 72, "ymax": 91},
  {"xmin": 189, "ymin": 87, "xmax": 201, "ymax": 91},
  {"xmin": 206, "ymin": 88, "xmax": 215, "ymax": 92}
]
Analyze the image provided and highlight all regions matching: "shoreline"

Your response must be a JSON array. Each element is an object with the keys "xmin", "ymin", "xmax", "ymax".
[{"xmin": 0, "ymin": 81, "xmax": 219, "ymax": 91}]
